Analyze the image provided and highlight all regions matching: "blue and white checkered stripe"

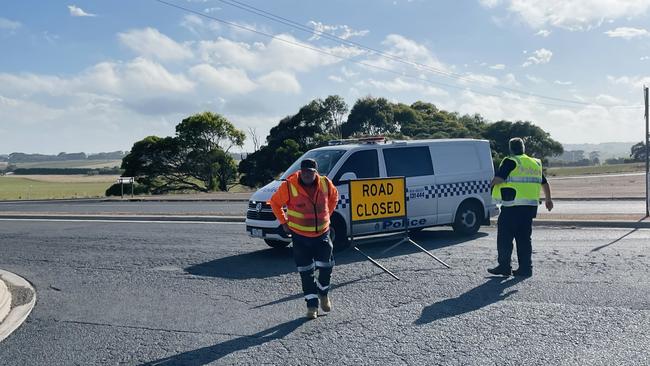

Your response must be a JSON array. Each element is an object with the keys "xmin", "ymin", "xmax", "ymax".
[
  {"xmin": 432, "ymin": 180, "xmax": 490, "ymax": 198},
  {"xmin": 337, "ymin": 194, "xmax": 351, "ymax": 210},
  {"xmin": 336, "ymin": 180, "xmax": 490, "ymax": 208}
]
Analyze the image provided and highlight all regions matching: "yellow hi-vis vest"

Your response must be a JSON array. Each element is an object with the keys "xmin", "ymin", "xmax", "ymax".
[{"xmin": 492, "ymin": 154, "xmax": 543, "ymax": 207}]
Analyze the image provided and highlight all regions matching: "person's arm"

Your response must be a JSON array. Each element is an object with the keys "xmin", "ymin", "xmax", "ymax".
[
  {"xmin": 327, "ymin": 179, "xmax": 339, "ymax": 215},
  {"xmin": 542, "ymin": 175, "xmax": 553, "ymax": 211},
  {"xmin": 490, "ymin": 176, "xmax": 505, "ymax": 188},
  {"xmin": 491, "ymin": 158, "xmax": 515, "ymax": 188},
  {"xmin": 269, "ymin": 181, "xmax": 290, "ymax": 232}
]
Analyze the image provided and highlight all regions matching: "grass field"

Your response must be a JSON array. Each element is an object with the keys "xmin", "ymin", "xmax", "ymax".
[
  {"xmin": 0, "ymin": 175, "xmax": 118, "ymax": 200},
  {"xmin": 546, "ymin": 163, "xmax": 645, "ymax": 177},
  {"xmin": 12, "ymin": 159, "xmax": 122, "ymax": 169}
]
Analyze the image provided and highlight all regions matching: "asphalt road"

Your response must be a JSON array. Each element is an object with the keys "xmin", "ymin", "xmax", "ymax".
[
  {"xmin": 0, "ymin": 220, "xmax": 649, "ymax": 365},
  {"xmin": 0, "ymin": 199, "xmax": 645, "ymax": 216}
]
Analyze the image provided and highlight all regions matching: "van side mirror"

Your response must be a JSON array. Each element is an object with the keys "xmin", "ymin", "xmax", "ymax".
[{"xmin": 339, "ymin": 172, "xmax": 357, "ymax": 181}]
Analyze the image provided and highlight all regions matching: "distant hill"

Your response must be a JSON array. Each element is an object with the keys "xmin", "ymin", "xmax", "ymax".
[
  {"xmin": 562, "ymin": 142, "xmax": 636, "ymax": 160},
  {"xmin": 5, "ymin": 151, "xmax": 127, "ymax": 164}
]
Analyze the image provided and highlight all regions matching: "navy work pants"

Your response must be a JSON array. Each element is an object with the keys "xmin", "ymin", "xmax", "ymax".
[
  {"xmin": 497, "ymin": 206, "xmax": 536, "ymax": 271},
  {"xmin": 292, "ymin": 231, "xmax": 334, "ymax": 308}
]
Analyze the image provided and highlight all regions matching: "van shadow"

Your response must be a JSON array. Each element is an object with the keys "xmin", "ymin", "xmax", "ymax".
[
  {"xmin": 185, "ymin": 229, "xmax": 488, "ymax": 280},
  {"xmin": 414, "ymin": 276, "xmax": 526, "ymax": 325}
]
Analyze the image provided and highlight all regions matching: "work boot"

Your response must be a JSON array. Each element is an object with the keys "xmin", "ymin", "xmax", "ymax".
[
  {"xmin": 487, "ymin": 266, "xmax": 511, "ymax": 277},
  {"xmin": 513, "ymin": 268, "xmax": 532, "ymax": 277},
  {"xmin": 306, "ymin": 307, "xmax": 318, "ymax": 320},
  {"xmin": 319, "ymin": 294, "xmax": 331, "ymax": 312}
]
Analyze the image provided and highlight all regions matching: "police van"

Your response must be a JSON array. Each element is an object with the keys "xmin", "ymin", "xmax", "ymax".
[{"xmin": 246, "ymin": 137, "xmax": 498, "ymax": 249}]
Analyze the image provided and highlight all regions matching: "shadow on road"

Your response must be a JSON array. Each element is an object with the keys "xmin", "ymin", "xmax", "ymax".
[
  {"xmin": 185, "ymin": 229, "xmax": 488, "ymax": 280},
  {"xmin": 140, "ymin": 318, "xmax": 307, "ymax": 366},
  {"xmin": 414, "ymin": 276, "xmax": 525, "ymax": 325}
]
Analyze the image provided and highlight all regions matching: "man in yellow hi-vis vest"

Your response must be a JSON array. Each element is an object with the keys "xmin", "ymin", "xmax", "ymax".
[{"xmin": 488, "ymin": 138, "xmax": 553, "ymax": 277}]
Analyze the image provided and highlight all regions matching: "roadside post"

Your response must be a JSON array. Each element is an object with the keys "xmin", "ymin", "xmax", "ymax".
[{"xmin": 117, "ymin": 177, "xmax": 134, "ymax": 199}]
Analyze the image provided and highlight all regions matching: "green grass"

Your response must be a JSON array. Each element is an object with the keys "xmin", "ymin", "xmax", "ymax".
[
  {"xmin": 546, "ymin": 163, "xmax": 645, "ymax": 177},
  {"xmin": 0, "ymin": 176, "xmax": 115, "ymax": 200},
  {"xmin": 14, "ymin": 159, "xmax": 122, "ymax": 169}
]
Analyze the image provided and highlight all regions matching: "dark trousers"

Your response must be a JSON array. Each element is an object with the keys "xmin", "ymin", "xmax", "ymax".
[
  {"xmin": 497, "ymin": 206, "xmax": 536, "ymax": 270},
  {"xmin": 292, "ymin": 231, "xmax": 334, "ymax": 308}
]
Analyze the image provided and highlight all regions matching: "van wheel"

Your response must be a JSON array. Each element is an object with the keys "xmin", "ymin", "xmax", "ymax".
[
  {"xmin": 453, "ymin": 201, "xmax": 482, "ymax": 236},
  {"xmin": 264, "ymin": 239, "xmax": 290, "ymax": 249},
  {"xmin": 330, "ymin": 216, "xmax": 349, "ymax": 252}
]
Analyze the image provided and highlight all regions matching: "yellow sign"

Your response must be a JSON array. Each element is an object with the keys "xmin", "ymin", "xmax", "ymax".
[{"xmin": 349, "ymin": 177, "xmax": 406, "ymax": 222}]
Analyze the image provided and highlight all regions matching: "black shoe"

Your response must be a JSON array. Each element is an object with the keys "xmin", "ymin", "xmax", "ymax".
[
  {"xmin": 513, "ymin": 268, "xmax": 532, "ymax": 277},
  {"xmin": 487, "ymin": 266, "xmax": 511, "ymax": 276}
]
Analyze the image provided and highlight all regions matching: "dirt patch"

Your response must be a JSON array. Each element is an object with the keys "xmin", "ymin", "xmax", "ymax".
[{"xmin": 548, "ymin": 174, "xmax": 646, "ymax": 199}]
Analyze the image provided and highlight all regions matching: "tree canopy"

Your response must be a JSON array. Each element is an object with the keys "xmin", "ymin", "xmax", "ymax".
[
  {"xmin": 238, "ymin": 95, "xmax": 563, "ymax": 187},
  {"xmin": 115, "ymin": 112, "xmax": 245, "ymax": 194}
]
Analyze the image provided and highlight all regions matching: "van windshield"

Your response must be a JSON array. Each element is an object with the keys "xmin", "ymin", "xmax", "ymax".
[{"xmin": 280, "ymin": 149, "xmax": 346, "ymax": 179}]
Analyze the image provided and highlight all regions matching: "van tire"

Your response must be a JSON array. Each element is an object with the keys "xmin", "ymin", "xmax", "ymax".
[
  {"xmin": 330, "ymin": 215, "xmax": 349, "ymax": 252},
  {"xmin": 264, "ymin": 239, "xmax": 290, "ymax": 249},
  {"xmin": 453, "ymin": 200, "xmax": 483, "ymax": 236}
]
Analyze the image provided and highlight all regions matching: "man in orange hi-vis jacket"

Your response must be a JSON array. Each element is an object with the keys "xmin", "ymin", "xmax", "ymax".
[{"xmin": 269, "ymin": 158, "xmax": 339, "ymax": 320}]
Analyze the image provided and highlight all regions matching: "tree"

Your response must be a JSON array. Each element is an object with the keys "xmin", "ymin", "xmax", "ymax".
[
  {"xmin": 247, "ymin": 126, "xmax": 261, "ymax": 152},
  {"xmin": 482, "ymin": 121, "xmax": 563, "ymax": 164},
  {"xmin": 589, "ymin": 151, "xmax": 600, "ymax": 165},
  {"xmin": 120, "ymin": 112, "xmax": 245, "ymax": 194},
  {"xmin": 631, "ymin": 141, "xmax": 646, "ymax": 161},
  {"xmin": 239, "ymin": 96, "xmax": 348, "ymax": 187},
  {"xmin": 341, "ymin": 96, "xmax": 397, "ymax": 137},
  {"xmin": 323, "ymin": 95, "xmax": 348, "ymax": 139}
]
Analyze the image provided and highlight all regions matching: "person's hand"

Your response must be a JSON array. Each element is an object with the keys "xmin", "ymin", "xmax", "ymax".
[
  {"xmin": 545, "ymin": 199, "xmax": 554, "ymax": 212},
  {"xmin": 282, "ymin": 223, "xmax": 291, "ymax": 233}
]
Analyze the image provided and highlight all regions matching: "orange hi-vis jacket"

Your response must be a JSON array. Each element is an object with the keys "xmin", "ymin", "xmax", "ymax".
[{"xmin": 269, "ymin": 171, "xmax": 339, "ymax": 238}]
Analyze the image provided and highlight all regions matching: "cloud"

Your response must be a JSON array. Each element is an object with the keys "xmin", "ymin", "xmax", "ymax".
[
  {"xmin": 189, "ymin": 64, "xmax": 257, "ymax": 94},
  {"xmin": 118, "ymin": 28, "xmax": 193, "ymax": 61},
  {"xmin": 489, "ymin": 64, "xmax": 506, "ymax": 70},
  {"xmin": 522, "ymin": 48, "xmax": 552, "ymax": 67},
  {"xmin": 180, "ymin": 14, "xmax": 221, "ymax": 35},
  {"xmin": 362, "ymin": 34, "xmax": 448, "ymax": 74},
  {"xmin": 479, "ymin": 0, "xmax": 650, "ymax": 31},
  {"xmin": 308, "ymin": 21, "xmax": 370, "ymax": 41},
  {"xmin": 525, "ymin": 74, "xmax": 545, "ymax": 83},
  {"xmin": 554, "ymin": 80, "xmax": 573, "ymax": 85},
  {"xmin": 257, "ymin": 71, "xmax": 301, "ymax": 93},
  {"xmin": 68, "ymin": 5, "xmax": 96, "ymax": 17},
  {"xmin": 453, "ymin": 89, "xmax": 640, "ymax": 144},
  {"xmin": 478, "ymin": 0, "xmax": 502, "ymax": 8},
  {"xmin": 0, "ymin": 17, "xmax": 21, "ymax": 31},
  {"xmin": 329, "ymin": 75, "xmax": 344, "ymax": 83},
  {"xmin": 604, "ymin": 27, "xmax": 649, "ymax": 39},
  {"xmin": 641, "ymin": 56, "xmax": 650, "ymax": 61},
  {"xmin": 607, "ymin": 74, "xmax": 650, "ymax": 90},
  {"xmin": 535, "ymin": 29, "xmax": 551, "ymax": 37},
  {"xmin": 357, "ymin": 77, "xmax": 448, "ymax": 97},
  {"xmin": 197, "ymin": 34, "xmax": 364, "ymax": 73}
]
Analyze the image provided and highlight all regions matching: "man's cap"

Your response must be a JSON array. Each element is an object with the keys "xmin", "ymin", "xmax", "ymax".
[{"xmin": 300, "ymin": 158, "xmax": 318, "ymax": 172}]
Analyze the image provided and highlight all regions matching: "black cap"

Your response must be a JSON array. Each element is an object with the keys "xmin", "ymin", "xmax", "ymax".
[{"xmin": 300, "ymin": 158, "xmax": 317, "ymax": 172}]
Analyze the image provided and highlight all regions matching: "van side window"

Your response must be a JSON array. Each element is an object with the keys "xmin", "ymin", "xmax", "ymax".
[
  {"xmin": 333, "ymin": 150, "xmax": 379, "ymax": 184},
  {"xmin": 383, "ymin": 146, "xmax": 434, "ymax": 177}
]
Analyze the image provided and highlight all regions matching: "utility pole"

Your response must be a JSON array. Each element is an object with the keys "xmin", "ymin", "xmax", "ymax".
[{"xmin": 643, "ymin": 85, "xmax": 650, "ymax": 217}]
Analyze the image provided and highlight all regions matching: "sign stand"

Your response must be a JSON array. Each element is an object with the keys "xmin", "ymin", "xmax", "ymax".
[
  {"xmin": 379, "ymin": 187, "xmax": 450, "ymax": 268},
  {"xmin": 347, "ymin": 176, "xmax": 450, "ymax": 280}
]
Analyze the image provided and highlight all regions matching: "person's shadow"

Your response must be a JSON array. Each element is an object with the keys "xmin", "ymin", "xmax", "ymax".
[
  {"xmin": 140, "ymin": 318, "xmax": 307, "ymax": 366},
  {"xmin": 414, "ymin": 276, "xmax": 526, "ymax": 325}
]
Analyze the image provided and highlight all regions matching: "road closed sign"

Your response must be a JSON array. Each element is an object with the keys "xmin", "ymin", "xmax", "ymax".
[{"xmin": 349, "ymin": 177, "xmax": 406, "ymax": 222}]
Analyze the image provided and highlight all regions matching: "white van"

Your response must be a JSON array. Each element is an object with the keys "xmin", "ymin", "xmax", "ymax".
[{"xmin": 245, "ymin": 138, "xmax": 499, "ymax": 249}]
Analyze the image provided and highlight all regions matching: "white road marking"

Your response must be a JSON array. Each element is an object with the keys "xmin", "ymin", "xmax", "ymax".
[{"xmin": 0, "ymin": 218, "xmax": 245, "ymax": 225}]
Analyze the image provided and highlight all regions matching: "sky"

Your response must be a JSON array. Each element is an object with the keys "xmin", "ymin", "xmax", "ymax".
[{"xmin": 1, "ymin": 0, "xmax": 650, "ymax": 154}]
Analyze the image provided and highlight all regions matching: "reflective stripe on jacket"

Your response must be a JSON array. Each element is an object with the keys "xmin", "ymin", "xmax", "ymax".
[
  {"xmin": 269, "ymin": 171, "xmax": 339, "ymax": 237},
  {"xmin": 492, "ymin": 154, "xmax": 542, "ymax": 207}
]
